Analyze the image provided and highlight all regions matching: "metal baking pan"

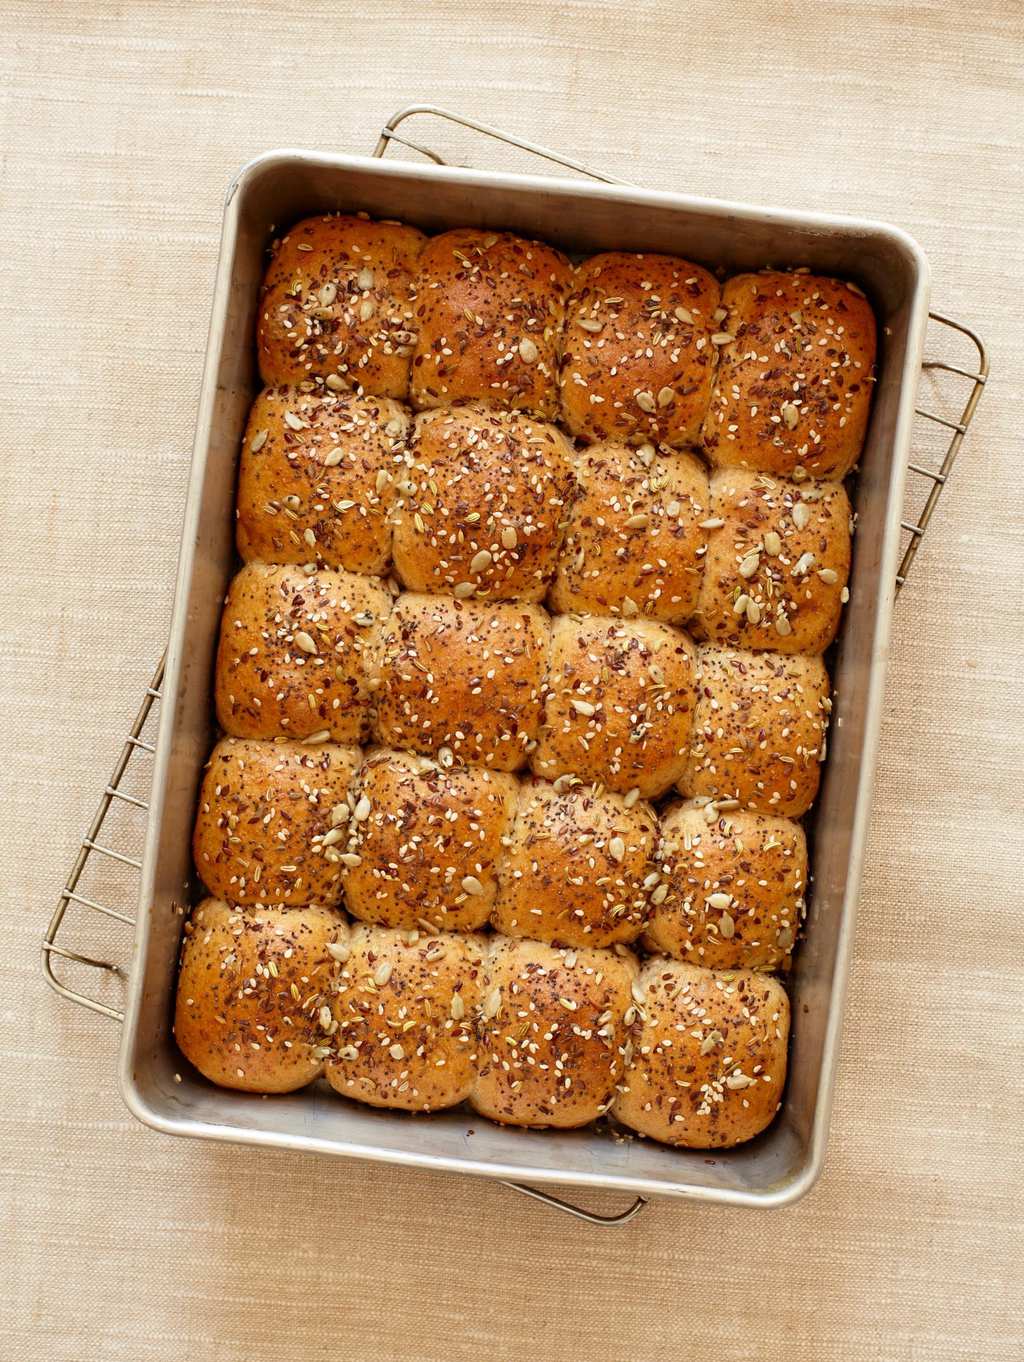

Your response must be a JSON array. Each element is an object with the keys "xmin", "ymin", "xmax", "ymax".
[{"xmin": 43, "ymin": 107, "xmax": 987, "ymax": 1219}]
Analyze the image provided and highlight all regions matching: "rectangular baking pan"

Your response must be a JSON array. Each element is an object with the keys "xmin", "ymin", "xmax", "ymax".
[{"xmin": 96, "ymin": 114, "xmax": 937, "ymax": 1209}]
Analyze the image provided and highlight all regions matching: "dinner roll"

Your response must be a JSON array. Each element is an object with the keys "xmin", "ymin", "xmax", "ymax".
[
  {"xmin": 681, "ymin": 646, "xmax": 831, "ymax": 817},
  {"xmin": 471, "ymin": 937, "xmax": 637, "ymax": 1128},
  {"xmin": 371, "ymin": 593, "xmax": 549, "ymax": 770},
  {"xmin": 693, "ymin": 468, "xmax": 851, "ymax": 654},
  {"xmin": 491, "ymin": 777, "xmax": 659, "ymax": 948},
  {"xmin": 391, "ymin": 405, "xmax": 576, "ymax": 601},
  {"xmin": 549, "ymin": 442, "xmax": 709, "ymax": 623},
  {"xmin": 193, "ymin": 736, "xmax": 361, "ymax": 907},
  {"xmin": 257, "ymin": 213, "xmax": 425, "ymax": 395},
  {"xmin": 324, "ymin": 926, "xmax": 485, "ymax": 1112},
  {"xmin": 612, "ymin": 960, "xmax": 790, "ymax": 1148},
  {"xmin": 215, "ymin": 563, "xmax": 391, "ymax": 745},
  {"xmin": 410, "ymin": 229, "xmax": 572, "ymax": 418},
  {"xmin": 341, "ymin": 748, "xmax": 518, "ymax": 931},
  {"xmin": 559, "ymin": 252, "xmax": 720, "ymax": 447},
  {"xmin": 236, "ymin": 386, "xmax": 410, "ymax": 576},
  {"xmin": 174, "ymin": 898, "xmax": 345, "ymax": 1094},
  {"xmin": 531, "ymin": 615, "xmax": 697, "ymax": 798},
  {"xmin": 645, "ymin": 801, "xmax": 806, "ymax": 971},
  {"xmin": 702, "ymin": 271, "xmax": 877, "ymax": 479}
]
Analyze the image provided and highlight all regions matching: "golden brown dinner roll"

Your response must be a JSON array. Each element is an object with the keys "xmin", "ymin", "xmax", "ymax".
[
  {"xmin": 340, "ymin": 748, "xmax": 518, "ymax": 931},
  {"xmin": 531, "ymin": 615, "xmax": 697, "ymax": 798},
  {"xmin": 681, "ymin": 646, "xmax": 831, "ymax": 817},
  {"xmin": 559, "ymin": 252, "xmax": 720, "ymax": 447},
  {"xmin": 391, "ymin": 405, "xmax": 577, "ymax": 601},
  {"xmin": 410, "ymin": 229, "xmax": 573, "ymax": 418},
  {"xmin": 693, "ymin": 468, "xmax": 851, "ymax": 654},
  {"xmin": 471, "ymin": 936, "xmax": 637, "ymax": 1128},
  {"xmin": 612, "ymin": 960, "xmax": 790, "ymax": 1148},
  {"xmin": 257, "ymin": 213, "xmax": 425, "ymax": 396},
  {"xmin": 174, "ymin": 898, "xmax": 346, "ymax": 1094},
  {"xmin": 236, "ymin": 386, "xmax": 410, "ymax": 576},
  {"xmin": 193, "ymin": 736, "xmax": 361, "ymax": 908},
  {"xmin": 491, "ymin": 777, "xmax": 659, "ymax": 948},
  {"xmin": 549, "ymin": 442, "xmax": 709, "ymax": 623},
  {"xmin": 371, "ymin": 592, "xmax": 549, "ymax": 770},
  {"xmin": 215, "ymin": 563, "xmax": 391, "ymax": 745},
  {"xmin": 645, "ymin": 801, "xmax": 806, "ymax": 971},
  {"xmin": 702, "ymin": 270, "xmax": 876, "ymax": 479},
  {"xmin": 324, "ymin": 926, "xmax": 485, "ymax": 1112}
]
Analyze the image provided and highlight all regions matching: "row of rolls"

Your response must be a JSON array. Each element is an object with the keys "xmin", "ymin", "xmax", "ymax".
[
  {"xmin": 174, "ymin": 212, "xmax": 870, "ymax": 1150},
  {"xmin": 255, "ymin": 214, "xmax": 876, "ymax": 481}
]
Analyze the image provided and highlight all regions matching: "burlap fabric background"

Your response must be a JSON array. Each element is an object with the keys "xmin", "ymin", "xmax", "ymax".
[{"xmin": 3, "ymin": 3, "xmax": 1021, "ymax": 1358}]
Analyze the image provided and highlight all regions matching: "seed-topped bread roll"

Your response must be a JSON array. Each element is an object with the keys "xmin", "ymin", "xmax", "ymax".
[
  {"xmin": 559, "ymin": 252, "xmax": 721, "ymax": 448},
  {"xmin": 702, "ymin": 271, "xmax": 876, "ymax": 479},
  {"xmin": 371, "ymin": 593, "xmax": 550, "ymax": 770},
  {"xmin": 646, "ymin": 801, "xmax": 806, "ymax": 971},
  {"xmin": 613, "ymin": 960, "xmax": 790, "ymax": 1148},
  {"xmin": 410, "ymin": 229, "xmax": 573, "ymax": 418},
  {"xmin": 471, "ymin": 937, "xmax": 638, "ymax": 1128},
  {"xmin": 193, "ymin": 736, "xmax": 361, "ymax": 908},
  {"xmin": 324, "ymin": 926, "xmax": 485, "ymax": 1112},
  {"xmin": 257, "ymin": 213, "xmax": 425, "ymax": 395},
  {"xmin": 174, "ymin": 898, "xmax": 346, "ymax": 1093},
  {"xmin": 341, "ymin": 748, "xmax": 518, "ymax": 931},
  {"xmin": 491, "ymin": 777, "xmax": 659, "ymax": 948},
  {"xmin": 392, "ymin": 405, "xmax": 577, "ymax": 601},
  {"xmin": 532, "ymin": 615, "xmax": 698, "ymax": 798},
  {"xmin": 693, "ymin": 468, "xmax": 851, "ymax": 654},
  {"xmin": 681, "ymin": 646, "xmax": 831, "ymax": 817},
  {"xmin": 215, "ymin": 563, "xmax": 391, "ymax": 745},
  {"xmin": 236, "ymin": 387, "xmax": 410, "ymax": 576},
  {"xmin": 549, "ymin": 442, "xmax": 709, "ymax": 623}
]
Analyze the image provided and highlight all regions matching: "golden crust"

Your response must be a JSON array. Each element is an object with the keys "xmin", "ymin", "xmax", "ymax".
[
  {"xmin": 324, "ymin": 926, "xmax": 485, "ymax": 1112},
  {"xmin": 645, "ymin": 801, "xmax": 806, "ymax": 970},
  {"xmin": 559, "ymin": 252, "xmax": 720, "ymax": 447},
  {"xmin": 174, "ymin": 898, "xmax": 346, "ymax": 1094},
  {"xmin": 236, "ymin": 387, "xmax": 410, "ymax": 576},
  {"xmin": 192, "ymin": 736, "xmax": 361, "ymax": 908},
  {"xmin": 701, "ymin": 271, "xmax": 876, "ymax": 479},
  {"xmin": 491, "ymin": 778, "xmax": 658, "ymax": 948},
  {"xmin": 612, "ymin": 959, "xmax": 790, "ymax": 1147},
  {"xmin": 681, "ymin": 646, "xmax": 831, "ymax": 817},
  {"xmin": 392, "ymin": 405, "xmax": 577, "ymax": 601},
  {"xmin": 410, "ymin": 229, "xmax": 573, "ymax": 418},
  {"xmin": 257, "ymin": 214, "xmax": 425, "ymax": 396},
  {"xmin": 214, "ymin": 563, "xmax": 392, "ymax": 745},
  {"xmin": 471, "ymin": 936, "xmax": 638, "ymax": 1128},
  {"xmin": 549, "ymin": 442, "xmax": 709, "ymax": 623},
  {"xmin": 341, "ymin": 748, "xmax": 518, "ymax": 931},
  {"xmin": 692, "ymin": 468, "xmax": 851, "ymax": 654},
  {"xmin": 371, "ymin": 593, "xmax": 550, "ymax": 770},
  {"xmin": 532, "ymin": 615, "xmax": 698, "ymax": 798}
]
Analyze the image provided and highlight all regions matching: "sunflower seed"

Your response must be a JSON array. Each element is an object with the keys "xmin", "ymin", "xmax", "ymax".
[
  {"xmin": 775, "ymin": 612, "xmax": 793, "ymax": 636},
  {"xmin": 707, "ymin": 892, "xmax": 732, "ymax": 910},
  {"xmin": 674, "ymin": 306, "xmax": 694, "ymax": 325},
  {"xmin": 630, "ymin": 979, "xmax": 646, "ymax": 1006},
  {"xmin": 578, "ymin": 317, "xmax": 603, "ymax": 333},
  {"xmin": 359, "ymin": 298, "xmax": 375, "ymax": 322},
  {"xmin": 635, "ymin": 390, "xmax": 656, "ymax": 413},
  {"xmin": 284, "ymin": 411, "xmax": 305, "ymax": 431},
  {"xmin": 461, "ymin": 875, "xmax": 485, "ymax": 896},
  {"xmin": 657, "ymin": 386, "xmax": 675, "ymax": 408},
  {"xmin": 293, "ymin": 630, "xmax": 318, "ymax": 654},
  {"xmin": 453, "ymin": 581, "xmax": 475, "ymax": 599},
  {"xmin": 339, "ymin": 852, "xmax": 362, "ymax": 868},
  {"xmin": 501, "ymin": 526, "xmax": 518, "ymax": 550},
  {"xmin": 719, "ymin": 911, "xmax": 736, "ymax": 938},
  {"xmin": 726, "ymin": 1072, "xmax": 755, "ymax": 1090},
  {"xmin": 518, "ymin": 337, "xmax": 539, "ymax": 364},
  {"xmin": 450, "ymin": 992, "xmax": 466, "ymax": 1020},
  {"xmin": 699, "ymin": 517, "xmax": 725, "ymax": 530},
  {"xmin": 792, "ymin": 501, "xmax": 811, "ymax": 530},
  {"xmin": 780, "ymin": 401, "xmax": 800, "ymax": 429},
  {"xmin": 623, "ymin": 787, "xmax": 640, "ymax": 809},
  {"xmin": 250, "ymin": 429, "xmax": 269, "ymax": 452},
  {"xmin": 733, "ymin": 593, "xmax": 751, "ymax": 616},
  {"xmin": 324, "ymin": 373, "xmax": 345, "ymax": 391},
  {"xmin": 356, "ymin": 267, "xmax": 374, "ymax": 291},
  {"xmin": 374, "ymin": 961, "xmax": 393, "ymax": 986},
  {"xmin": 388, "ymin": 1042, "xmax": 405, "ymax": 1061},
  {"xmin": 738, "ymin": 552, "xmax": 761, "ymax": 579},
  {"xmin": 353, "ymin": 795, "xmax": 371, "ymax": 821},
  {"xmin": 484, "ymin": 987, "xmax": 502, "ymax": 1020},
  {"xmin": 608, "ymin": 836, "xmax": 626, "ymax": 863},
  {"xmin": 651, "ymin": 882, "xmax": 669, "ymax": 905},
  {"xmin": 321, "ymin": 826, "xmax": 344, "ymax": 847},
  {"xmin": 763, "ymin": 530, "xmax": 782, "ymax": 556},
  {"xmin": 470, "ymin": 549, "xmax": 493, "ymax": 574},
  {"xmin": 625, "ymin": 513, "xmax": 649, "ymax": 529},
  {"xmin": 793, "ymin": 552, "xmax": 816, "ymax": 576},
  {"xmin": 711, "ymin": 332, "xmax": 734, "ymax": 345},
  {"xmin": 570, "ymin": 698, "xmax": 596, "ymax": 717},
  {"xmin": 745, "ymin": 599, "xmax": 761, "ymax": 625},
  {"xmin": 318, "ymin": 283, "xmax": 337, "ymax": 306},
  {"xmin": 327, "ymin": 941, "xmax": 350, "ymax": 962},
  {"xmin": 817, "ymin": 567, "xmax": 839, "ymax": 585}
]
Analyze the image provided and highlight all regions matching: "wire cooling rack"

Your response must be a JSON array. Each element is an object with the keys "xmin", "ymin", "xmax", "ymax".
[{"xmin": 40, "ymin": 105, "xmax": 988, "ymax": 1228}]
